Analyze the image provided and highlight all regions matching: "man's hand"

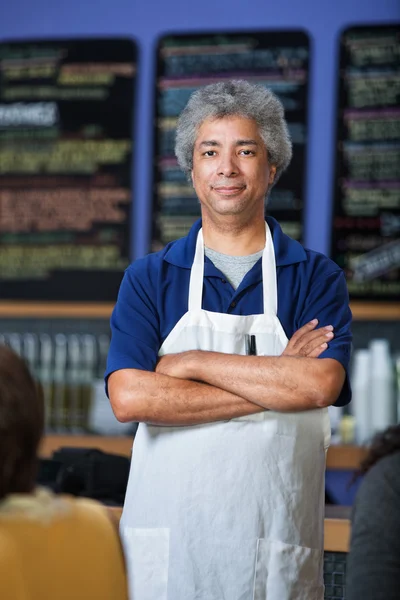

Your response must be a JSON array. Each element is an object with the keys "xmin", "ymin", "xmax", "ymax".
[
  {"xmin": 282, "ymin": 319, "xmax": 334, "ymax": 358},
  {"xmin": 156, "ymin": 319, "xmax": 332, "ymax": 377}
]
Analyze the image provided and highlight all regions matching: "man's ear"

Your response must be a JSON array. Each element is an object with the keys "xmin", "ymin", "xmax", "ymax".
[{"xmin": 269, "ymin": 165, "xmax": 277, "ymax": 185}]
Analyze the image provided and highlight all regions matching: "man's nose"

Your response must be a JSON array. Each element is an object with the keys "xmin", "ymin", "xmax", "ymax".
[{"xmin": 217, "ymin": 153, "xmax": 238, "ymax": 177}]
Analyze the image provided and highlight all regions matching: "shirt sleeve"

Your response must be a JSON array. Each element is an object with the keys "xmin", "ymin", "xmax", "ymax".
[
  {"xmin": 298, "ymin": 268, "xmax": 352, "ymax": 407},
  {"xmin": 105, "ymin": 260, "xmax": 161, "ymax": 391}
]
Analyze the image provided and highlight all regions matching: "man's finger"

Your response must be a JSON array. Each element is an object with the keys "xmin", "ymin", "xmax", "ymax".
[
  {"xmin": 290, "ymin": 323, "xmax": 333, "ymax": 351},
  {"xmin": 307, "ymin": 343, "xmax": 328, "ymax": 358},
  {"xmin": 288, "ymin": 319, "xmax": 319, "ymax": 345},
  {"xmin": 294, "ymin": 327, "xmax": 334, "ymax": 350},
  {"xmin": 299, "ymin": 332, "xmax": 334, "ymax": 356},
  {"xmin": 283, "ymin": 323, "xmax": 334, "ymax": 356}
]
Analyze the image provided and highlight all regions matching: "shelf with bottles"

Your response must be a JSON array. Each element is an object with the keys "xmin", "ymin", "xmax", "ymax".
[
  {"xmin": 350, "ymin": 337, "xmax": 400, "ymax": 448},
  {"xmin": 0, "ymin": 329, "xmax": 126, "ymax": 437},
  {"xmin": 0, "ymin": 301, "xmax": 399, "ymax": 320}
]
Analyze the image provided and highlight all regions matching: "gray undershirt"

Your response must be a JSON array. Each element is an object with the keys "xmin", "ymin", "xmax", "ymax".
[{"xmin": 205, "ymin": 247, "xmax": 263, "ymax": 290}]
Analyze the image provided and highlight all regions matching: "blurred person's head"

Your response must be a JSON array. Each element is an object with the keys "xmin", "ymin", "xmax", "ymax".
[
  {"xmin": 175, "ymin": 79, "xmax": 292, "ymax": 194},
  {"xmin": 359, "ymin": 424, "xmax": 400, "ymax": 476},
  {"xmin": 0, "ymin": 345, "xmax": 44, "ymax": 501}
]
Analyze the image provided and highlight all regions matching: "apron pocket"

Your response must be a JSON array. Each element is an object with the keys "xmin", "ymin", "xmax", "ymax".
[
  {"xmin": 253, "ymin": 538, "xmax": 324, "ymax": 600},
  {"xmin": 121, "ymin": 527, "xmax": 169, "ymax": 600}
]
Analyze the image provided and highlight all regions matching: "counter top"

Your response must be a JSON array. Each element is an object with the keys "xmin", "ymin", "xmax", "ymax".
[
  {"xmin": 107, "ymin": 505, "xmax": 351, "ymax": 552},
  {"xmin": 39, "ymin": 435, "xmax": 368, "ymax": 470}
]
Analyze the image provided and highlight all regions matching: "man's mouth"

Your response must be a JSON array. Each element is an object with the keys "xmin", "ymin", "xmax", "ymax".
[{"xmin": 212, "ymin": 186, "xmax": 245, "ymax": 196}]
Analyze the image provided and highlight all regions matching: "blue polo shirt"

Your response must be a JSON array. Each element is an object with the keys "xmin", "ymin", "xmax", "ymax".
[{"xmin": 106, "ymin": 217, "xmax": 352, "ymax": 407}]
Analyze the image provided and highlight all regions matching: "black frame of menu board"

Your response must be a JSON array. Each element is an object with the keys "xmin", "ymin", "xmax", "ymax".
[
  {"xmin": 0, "ymin": 37, "xmax": 136, "ymax": 301},
  {"xmin": 330, "ymin": 24, "xmax": 400, "ymax": 301},
  {"xmin": 152, "ymin": 30, "xmax": 310, "ymax": 252}
]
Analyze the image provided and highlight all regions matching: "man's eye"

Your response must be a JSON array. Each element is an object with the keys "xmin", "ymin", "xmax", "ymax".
[
  {"xmin": 204, "ymin": 151, "xmax": 216, "ymax": 157},
  {"xmin": 240, "ymin": 149, "xmax": 254, "ymax": 156}
]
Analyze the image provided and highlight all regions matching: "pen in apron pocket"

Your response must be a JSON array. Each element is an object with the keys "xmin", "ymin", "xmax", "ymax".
[{"xmin": 246, "ymin": 334, "xmax": 257, "ymax": 356}]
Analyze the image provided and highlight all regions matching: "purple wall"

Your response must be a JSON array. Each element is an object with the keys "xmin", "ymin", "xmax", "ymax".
[{"xmin": 1, "ymin": 0, "xmax": 399, "ymax": 258}]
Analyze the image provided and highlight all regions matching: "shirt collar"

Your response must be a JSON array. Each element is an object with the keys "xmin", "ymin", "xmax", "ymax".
[{"xmin": 163, "ymin": 216, "xmax": 307, "ymax": 268}]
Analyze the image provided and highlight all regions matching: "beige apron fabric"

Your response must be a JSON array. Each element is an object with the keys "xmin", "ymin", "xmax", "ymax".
[{"xmin": 121, "ymin": 224, "xmax": 330, "ymax": 600}]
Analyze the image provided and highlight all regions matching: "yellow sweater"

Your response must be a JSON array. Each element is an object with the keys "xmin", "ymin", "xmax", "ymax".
[{"xmin": 0, "ymin": 488, "xmax": 128, "ymax": 600}]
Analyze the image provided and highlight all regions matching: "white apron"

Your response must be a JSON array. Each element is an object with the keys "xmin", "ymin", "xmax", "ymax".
[{"xmin": 120, "ymin": 224, "xmax": 330, "ymax": 600}]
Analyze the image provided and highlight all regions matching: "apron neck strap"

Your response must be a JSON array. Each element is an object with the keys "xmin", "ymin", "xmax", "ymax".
[
  {"xmin": 188, "ymin": 223, "xmax": 278, "ymax": 315},
  {"xmin": 263, "ymin": 223, "xmax": 278, "ymax": 315},
  {"xmin": 188, "ymin": 228, "xmax": 205, "ymax": 311}
]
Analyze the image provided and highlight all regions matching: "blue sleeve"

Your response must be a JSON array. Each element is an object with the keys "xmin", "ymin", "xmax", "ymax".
[
  {"xmin": 105, "ymin": 259, "xmax": 161, "ymax": 390},
  {"xmin": 299, "ymin": 269, "xmax": 352, "ymax": 407}
]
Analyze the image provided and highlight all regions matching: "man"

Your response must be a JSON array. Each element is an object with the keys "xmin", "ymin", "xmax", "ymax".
[{"xmin": 107, "ymin": 80, "xmax": 352, "ymax": 600}]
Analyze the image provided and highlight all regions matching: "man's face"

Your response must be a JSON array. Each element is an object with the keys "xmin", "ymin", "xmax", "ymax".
[{"xmin": 191, "ymin": 115, "xmax": 276, "ymax": 222}]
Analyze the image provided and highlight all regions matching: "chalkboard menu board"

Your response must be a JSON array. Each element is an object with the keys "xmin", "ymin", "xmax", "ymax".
[
  {"xmin": 152, "ymin": 31, "xmax": 310, "ymax": 250},
  {"xmin": 331, "ymin": 25, "xmax": 400, "ymax": 301},
  {"xmin": 0, "ymin": 38, "xmax": 136, "ymax": 301}
]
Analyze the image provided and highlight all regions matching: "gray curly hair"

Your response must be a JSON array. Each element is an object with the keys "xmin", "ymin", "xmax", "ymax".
[{"xmin": 175, "ymin": 80, "xmax": 292, "ymax": 187}]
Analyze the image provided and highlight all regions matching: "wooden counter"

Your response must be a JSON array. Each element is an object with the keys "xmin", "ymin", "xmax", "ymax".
[
  {"xmin": 39, "ymin": 434, "xmax": 134, "ymax": 458},
  {"xmin": 39, "ymin": 435, "xmax": 368, "ymax": 471},
  {"xmin": 40, "ymin": 434, "xmax": 355, "ymax": 552},
  {"xmin": 39, "ymin": 435, "xmax": 352, "ymax": 553},
  {"xmin": 1, "ymin": 300, "xmax": 399, "ymax": 320},
  {"xmin": 324, "ymin": 505, "xmax": 351, "ymax": 552},
  {"xmin": 326, "ymin": 445, "xmax": 368, "ymax": 470},
  {"xmin": 107, "ymin": 505, "xmax": 351, "ymax": 553}
]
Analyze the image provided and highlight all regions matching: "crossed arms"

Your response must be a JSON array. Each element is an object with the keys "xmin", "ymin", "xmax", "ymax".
[{"xmin": 108, "ymin": 320, "xmax": 345, "ymax": 426}]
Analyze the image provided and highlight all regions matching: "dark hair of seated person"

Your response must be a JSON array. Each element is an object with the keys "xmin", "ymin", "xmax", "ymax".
[
  {"xmin": 346, "ymin": 423, "xmax": 400, "ymax": 600},
  {"xmin": 358, "ymin": 424, "xmax": 400, "ymax": 475},
  {"xmin": 0, "ymin": 344, "xmax": 44, "ymax": 501}
]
